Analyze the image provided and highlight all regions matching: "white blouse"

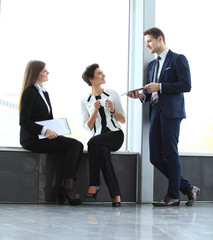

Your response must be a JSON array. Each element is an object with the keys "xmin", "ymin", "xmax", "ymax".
[{"xmin": 80, "ymin": 89, "xmax": 126, "ymax": 136}]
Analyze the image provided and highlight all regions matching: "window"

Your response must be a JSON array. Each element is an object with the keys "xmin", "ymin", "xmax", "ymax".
[
  {"xmin": 0, "ymin": 0, "xmax": 129, "ymax": 149},
  {"xmin": 156, "ymin": 0, "xmax": 213, "ymax": 153}
]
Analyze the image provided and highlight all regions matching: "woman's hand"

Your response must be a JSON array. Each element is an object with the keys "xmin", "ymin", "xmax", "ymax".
[
  {"xmin": 45, "ymin": 129, "xmax": 58, "ymax": 139},
  {"xmin": 87, "ymin": 100, "xmax": 101, "ymax": 130},
  {"xmin": 93, "ymin": 99, "xmax": 101, "ymax": 112},
  {"xmin": 106, "ymin": 99, "xmax": 125, "ymax": 124},
  {"xmin": 105, "ymin": 99, "xmax": 114, "ymax": 112}
]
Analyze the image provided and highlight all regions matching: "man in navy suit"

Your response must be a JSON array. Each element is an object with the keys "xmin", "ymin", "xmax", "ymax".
[{"xmin": 128, "ymin": 27, "xmax": 200, "ymax": 206}]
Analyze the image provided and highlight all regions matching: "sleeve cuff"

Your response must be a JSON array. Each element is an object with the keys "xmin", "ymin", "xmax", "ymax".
[
  {"xmin": 41, "ymin": 127, "xmax": 47, "ymax": 136},
  {"xmin": 139, "ymin": 95, "xmax": 146, "ymax": 103}
]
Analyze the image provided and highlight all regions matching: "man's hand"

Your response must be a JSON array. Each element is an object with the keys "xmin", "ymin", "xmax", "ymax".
[
  {"xmin": 127, "ymin": 90, "xmax": 145, "ymax": 99},
  {"xmin": 143, "ymin": 83, "xmax": 160, "ymax": 93}
]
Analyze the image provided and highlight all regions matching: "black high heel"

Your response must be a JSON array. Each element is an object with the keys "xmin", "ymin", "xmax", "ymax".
[
  {"xmin": 84, "ymin": 186, "xmax": 100, "ymax": 200},
  {"xmin": 58, "ymin": 187, "xmax": 81, "ymax": 206},
  {"xmin": 112, "ymin": 196, "xmax": 121, "ymax": 207},
  {"xmin": 58, "ymin": 188, "xmax": 66, "ymax": 205},
  {"xmin": 112, "ymin": 202, "xmax": 121, "ymax": 207}
]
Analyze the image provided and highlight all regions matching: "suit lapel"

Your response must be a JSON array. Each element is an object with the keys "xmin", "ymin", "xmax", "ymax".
[
  {"xmin": 43, "ymin": 91, "xmax": 53, "ymax": 116},
  {"xmin": 159, "ymin": 50, "xmax": 173, "ymax": 82},
  {"xmin": 43, "ymin": 91, "xmax": 51, "ymax": 107},
  {"xmin": 35, "ymin": 87, "xmax": 52, "ymax": 116}
]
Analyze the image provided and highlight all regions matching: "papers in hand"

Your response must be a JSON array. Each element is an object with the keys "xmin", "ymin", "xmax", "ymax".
[
  {"xmin": 121, "ymin": 87, "xmax": 145, "ymax": 96},
  {"xmin": 35, "ymin": 118, "xmax": 71, "ymax": 139}
]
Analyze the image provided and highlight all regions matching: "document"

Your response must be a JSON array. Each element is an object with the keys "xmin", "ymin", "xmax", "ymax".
[
  {"xmin": 121, "ymin": 87, "xmax": 145, "ymax": 96},
  {"xmin": 35, "ymin": 118, "xmax": 71, "ymax": 139}
]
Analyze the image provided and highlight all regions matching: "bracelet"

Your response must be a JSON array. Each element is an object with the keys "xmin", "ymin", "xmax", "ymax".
[{"xmin": 110, "ymin": 109, "xmax": 115, "ymax": 114}]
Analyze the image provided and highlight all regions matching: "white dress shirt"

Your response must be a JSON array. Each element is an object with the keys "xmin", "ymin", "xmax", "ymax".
[{"xmin": 152, "ymin": 48, "xmax": 169, "ymax": 101}]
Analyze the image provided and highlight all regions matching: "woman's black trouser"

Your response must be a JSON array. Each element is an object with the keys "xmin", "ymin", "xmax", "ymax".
[
  {"xmin": 87, "ymin": 130, "xmax": 124, "ymax": 199},
  {"xmin": 22, "ymin": 136, "xmax": 83, "ymax": 180}
]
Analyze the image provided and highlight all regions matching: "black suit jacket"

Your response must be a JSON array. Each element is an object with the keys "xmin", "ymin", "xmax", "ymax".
[{"xmin": 20, "ymin": 85, "xmax": 53, "ymax": 144}]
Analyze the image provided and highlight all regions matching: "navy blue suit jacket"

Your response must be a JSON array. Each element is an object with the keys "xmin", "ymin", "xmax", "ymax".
[
  {"xmin": 20, "ymin": 85, "xmax": 53, "ymax": 144},
  {"xmin": 146, "ymin": 50, "xmax": 191, "ymax": 118}
]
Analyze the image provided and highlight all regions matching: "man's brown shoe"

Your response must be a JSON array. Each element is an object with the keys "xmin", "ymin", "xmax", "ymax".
[
  {"xmin": 152, "ymin": 195, "xmax": 180, "ymax": 207},
  {"xmin": 186, "ymin": 186, "xmax": 200, "ymax": 206}
]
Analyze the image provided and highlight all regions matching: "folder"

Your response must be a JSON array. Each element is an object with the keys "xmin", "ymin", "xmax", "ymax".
[
  {"xmin": 121, "ymin": 87, "xmax": 145, "ymax": 96},
  {"xmin": 35, "ymin": 118, "xmax": 71, "ymax": 139}
]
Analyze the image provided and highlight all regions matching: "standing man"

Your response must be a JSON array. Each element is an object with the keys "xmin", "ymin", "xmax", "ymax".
[{"xmin": 128, "ymin": 27, "xmax": 200, "ymax": 206}]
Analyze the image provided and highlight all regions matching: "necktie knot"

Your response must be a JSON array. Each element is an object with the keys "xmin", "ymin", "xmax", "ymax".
[{"xmin": 156, "ymin": 56, "xmax": 161, "ymax": 62}]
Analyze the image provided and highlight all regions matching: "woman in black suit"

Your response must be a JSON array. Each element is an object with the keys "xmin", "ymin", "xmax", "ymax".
[{"xmin": 18, "ymin": 60, "xmax": 83, "ymax": 205}]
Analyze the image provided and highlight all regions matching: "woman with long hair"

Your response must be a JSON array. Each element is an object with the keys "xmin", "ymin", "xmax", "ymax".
[{"xmin": 19, "ymin": 60, "xmax": 83, "ymax": 205}]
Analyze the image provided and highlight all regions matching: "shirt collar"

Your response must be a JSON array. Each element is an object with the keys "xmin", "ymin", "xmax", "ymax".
[
  {"xmin": 158, "ymin": 48, "xmax": 169, "ymax": 61},
  {"xmin": 34, "ymin": 83, "xmax": 46, "ymax": 92}
]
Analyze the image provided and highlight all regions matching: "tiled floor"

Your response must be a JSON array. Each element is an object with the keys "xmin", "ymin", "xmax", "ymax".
[{"xmin": 0, "ymin": 202, "xmax": 213, "ymax": 240}]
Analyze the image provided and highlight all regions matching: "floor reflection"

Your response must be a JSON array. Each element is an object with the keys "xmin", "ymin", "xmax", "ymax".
[{"xmin": 0, "ymin": 203, "xmax": 212, "ymax": 240}]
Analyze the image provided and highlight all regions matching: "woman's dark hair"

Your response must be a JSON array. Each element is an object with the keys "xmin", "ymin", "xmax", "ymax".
[{"xmin": 82, "ymin": 63, "xmax": 99, "ymax": 86}]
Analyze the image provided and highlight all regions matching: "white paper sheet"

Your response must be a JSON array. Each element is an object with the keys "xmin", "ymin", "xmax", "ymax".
[{"xmin": 35, "ymin": 118, "xmax": 71, "ymax": 139}]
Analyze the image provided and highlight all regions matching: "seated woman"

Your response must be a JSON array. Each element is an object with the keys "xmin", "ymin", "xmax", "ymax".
[
  {"xmin": 81, "ymin": 63, "xmax": 126, "ymax": 207},
  {"xmin": 18, "ymin": 60, "xmax": 83, "ymax": 205}
]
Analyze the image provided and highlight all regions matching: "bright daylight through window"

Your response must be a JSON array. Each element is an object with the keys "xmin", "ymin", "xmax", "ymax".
[
  {"xmin": 0, "ymin": 0, "xmax": 129, "ymax": 149},
  {"xmin": 156, "ymin": 0, "xmax": 213, "ymax": 154}
]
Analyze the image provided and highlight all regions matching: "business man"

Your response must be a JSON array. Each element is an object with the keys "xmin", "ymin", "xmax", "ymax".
[{"xmin": 128, "ymin": 27, "xmax": 200, "ymax": 206}]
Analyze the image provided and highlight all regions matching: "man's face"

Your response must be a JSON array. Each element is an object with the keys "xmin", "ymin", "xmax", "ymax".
[{"xmin": 144, "ymin": 34, "xmax": 161, "ymax": 55}]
